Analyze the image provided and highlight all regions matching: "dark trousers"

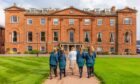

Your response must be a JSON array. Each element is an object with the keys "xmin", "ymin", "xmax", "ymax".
[
  {"xmin": 87, "ymin": 66, "xmax": 92, "ymax": 78},
  {"xmin": 50, "ymin": 65, "xmax": 57, "ymax": 79},
  {"xmin": 79, "ymin": 67, "xmax": 83, "ymax": 77},
  {"xmin": 60, "ymin": 68, "xmax": 66, "ymax": 79}
]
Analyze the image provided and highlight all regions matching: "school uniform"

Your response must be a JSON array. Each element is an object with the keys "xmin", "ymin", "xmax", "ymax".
[
  {"xmin": 58, "ymin": 52, "xmax": 66, "ymax": 79},
  {"xmin": 85, "ymin": 52, "xmax": 95, "ymax": 78},
  {"xmin": 49, "ymin": 52, "xmax": 58, "ymax": 79},
  {"xmin": 76, "ymin": 51, "xmax": 85, "ymax": 78}
]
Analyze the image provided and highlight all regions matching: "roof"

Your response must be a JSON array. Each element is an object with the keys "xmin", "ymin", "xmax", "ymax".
[
  {"xmin": 117, "ymin": 7, "xmax": 137, "ymax": 13},
  {"xmin": 4, "ymin": 3, "xmax": 25, "ymax": 11}
]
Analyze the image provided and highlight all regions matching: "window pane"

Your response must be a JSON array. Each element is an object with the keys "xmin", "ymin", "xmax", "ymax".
[
  {"xmin": 124, "ymin": 18, "xmax": 132, "ymax": 24},
  {"xmin": 97, "ymin": 19, "xmax": 103, "ymax": 26},
  {"xmin": 28, "ymin": 32, "xmax": 32, "ymax": 42},
  {"xmin": 84, "ymin": 19, "xmax": 91, "ymax": 25},
  {"xmin": 69, "ymin": 31, "xmax": 74, "ymax": 42},
  {"xmin": 84, "ymin": 31, "xmax": 90, "ymax": 42},
  {"xmin": 41, "ymin": 32, "xmax": 45, "ymax": 42},
  {"xmin": 97, "ymin": 32, "xmax": 102, "ymax": 42},
  {"xmin": 28, "ymin": 46, "xmax": 32, "ymax": 51},
  {"xmin": 53, "ymin": 31, "xmax": 58, "ymax": 41},
  {"xmin": 41, "ymin": 18, "xmax": 45, "ymax": 25},
  {"xmin": 11, "ymin": 16, "xmax": 18, "ymax": 23},
  {"xmin": 27, "ymin": 19, "xmax": 32, "ymax": 25},
  {"xmin": 53, "ymin": 19, "xmax": 59, "ymax": 25},
  {"xmin": 110, "ymin": 19, "xmax": 115, "ymax": 26},
  {"xmin": 12, "ymin": 31, "xmax": 17, "ymax": 42},
  {"xmin": 110, "ymin": 32, "xmax": 115, "ymax": 42},
  {"xmin": 69, "ymin": 19, "xmax": 74, "ymax": 25}
]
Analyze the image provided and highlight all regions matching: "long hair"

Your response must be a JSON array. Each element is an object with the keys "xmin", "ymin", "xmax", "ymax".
[
  {"xmin": 87, "ymin": 46, "xmax": 92, "ymax": 56},
  {"xmin": 79, "ymin": 47, "xmax": 83, "ymax": 55}
]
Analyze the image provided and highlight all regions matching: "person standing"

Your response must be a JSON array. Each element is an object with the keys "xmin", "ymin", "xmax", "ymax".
[
  {"xmin": 58, "ymin": 47, "xmax": 66, "ymax": 80},
  {"xmin": 49, "ymin": 47, "xmax": 58, "ymax": 79},
  {"xmin": 91, "ymin": 46, "xmax": 96, "ymax": 76},
  {"xmin": 85, "ymin": 46, "xmax": 95, "ymax": 78},
  {"xmin": 76, "ymin": 47, "xmax": 85, "ymax": 78},
  {"xmin": 68, "ymin": 47, "xmax": 77, "ymax": 75}
]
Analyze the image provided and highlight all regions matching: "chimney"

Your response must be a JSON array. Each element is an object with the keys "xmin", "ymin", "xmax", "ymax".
[{"xmin": 111, "ymin": 6, "xmax": 116, "ymax": 12}]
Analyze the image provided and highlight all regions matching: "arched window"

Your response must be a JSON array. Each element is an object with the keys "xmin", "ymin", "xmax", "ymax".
[
  {"xmin": 12, "ymin": 31, "xmax": 17, "ymax": 42},
  {"xmin": 97, "ymin": 32, "xmax": 102, "ymax": 43},
  {"xmin": 124, "ymin": 32, "xmax": 131, "ymax": 43}
]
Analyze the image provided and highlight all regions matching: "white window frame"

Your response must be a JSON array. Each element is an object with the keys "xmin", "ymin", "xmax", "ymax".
[
  {"xmin": 40, "ymin": 32, "xmax": 46, "ymax": 42},
  {"xmin": 53, "ymin": 31, "xmax": 59, "ymax": 42},
  {"xmin": 97, "ymin": 19, "xmax": 103, "ymax": 26},
  {"xmin": 123, "ymin": 18, "xmax": 132, "ymax": 25},
  {"xmin": 10, "ymin": 16, "xmax": 19, "ymax": 23},
  {"xmin": 27, "ymin": 32, "xmax": 33, "ymax": 42},
  {"xmin": 69, "ymin": 19, "xmax": 74, "ymax": 25},
  {"xmin": 110, "ymin": 19, "xmax": 115, "ymax": 26},
  {"xmin": 40, "ymin": 18, "xmax": 46, "ymax": 25},
  {"xmin": 84, "ymin": 31, "xmax": 90, "ymax": 42},
  {"xmin": 53, "ymin": 18, "xmax": 59, "ymax": 25},
  {"xmin": 110, "ymin": 32, "xmax": 115, "ymax": 43},
  {"xmin": 97, "ymin": 32, "xmax": 102, "ymax": 43},
  {"xmin": 84, "ymin": 19, "xmax": 91, "ymax": 25},
  {"xmin": 27, "ymin": 19, "xmax": 33, "ymax": 25}
]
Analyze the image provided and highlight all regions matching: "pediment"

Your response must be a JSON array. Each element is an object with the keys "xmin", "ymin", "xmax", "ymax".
[
  {"xmin": 117, "ymin": 7, "xmax": 137, "ymax": 13},
  {"xmin": 5, "ymin": 5, "xmax": 25, "ymax": 11},
  {"xmin": 51, "ymin": 7, "xmax": 92, "ymax": 16}
]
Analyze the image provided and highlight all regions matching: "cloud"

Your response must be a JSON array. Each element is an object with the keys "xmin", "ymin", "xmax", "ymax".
[{"xmin": 0, "ymin": 0, "xmax": 139, "ymax": 40}]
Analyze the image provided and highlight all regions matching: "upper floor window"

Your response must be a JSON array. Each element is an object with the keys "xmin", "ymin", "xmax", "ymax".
[
  {"xmin": 84, "ymin": 19, "xmax": 91, "ymax": 25},
  {"xmin": 11, "ymin": 16, "xmax": 19, "ymax": 23},
  {"xmin": 97, "ymin": 32, "xmax": 102, "ymax": 42},
  {"xmin": 40, "ymin": 18, "xmax": 46, "ymax": 25},
  {"xmin": 69, "ymin": 30, "xmax": 74, "ymax": 42},
  {"xmin": 40, "ymin": 32, "xmax": 46, "ymax": 42},
  {"xmin": 110, "ymin": 32, "xmax": 115, "ymax": 43},
  {"xmin": 69, "ymin": 19, "xmax": 74, "ymax": 25},
  {"xmin": 27, "ymin": 32, "xmax": 32, "ymax": 42},
  {"xmin": 12, "ymin": 31, "xmax": 17, "ymax": 43},
  {"xmin": 53, "ymin": 31, "xmax": 59, "ymax": 42},
  {"xmin": 123, "ymin": 18, "xmax": 132, "ymax": 24},
  {"xmin": 110, "ymin": 19, "xmax": 115, "ymax": 26},
  {"xmin": 84, "ymin": 31, "xmax": 90, "ymax": 42},
  {"xmin": 97, "ymin": 19, "xmax": 103, "ymax": 26},
  {"xmin": 53, "ymin": 18, "xmax": 59, "ymax": 25},
  {"xmin": 124, "ymin": 32, "xmax": 131, "ymax": 43},
  {"xmin": 27, "ymin": 19, "xmax": 32, "ymax": 25}
]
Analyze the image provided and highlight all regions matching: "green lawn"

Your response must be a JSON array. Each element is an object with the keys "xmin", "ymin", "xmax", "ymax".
[
  {"xmin": 0, "ymin": 57, "xmax": 49, "ymax": 84},
  {"xmin": 0, "ymin": 57, "xmax": 140, "ymax": 84},
  {"xmin": 95, "ymin": 57, "xmax": 140, "ymax": 84}
]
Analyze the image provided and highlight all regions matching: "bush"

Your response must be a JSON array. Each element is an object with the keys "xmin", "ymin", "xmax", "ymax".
[{"xmin": 29, "ymin": 50, "xmax": 40, "ymax": 54}]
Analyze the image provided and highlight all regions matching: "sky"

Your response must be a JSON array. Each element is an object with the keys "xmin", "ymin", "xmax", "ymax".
[{"xmin": 0, "ymin": 0, "xmax": 139, "ymax": 40}]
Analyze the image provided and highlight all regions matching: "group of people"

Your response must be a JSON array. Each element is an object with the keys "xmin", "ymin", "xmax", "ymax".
[{"xmin": 49, "ymin": 46, "xmax": 96, "ymax": 80}]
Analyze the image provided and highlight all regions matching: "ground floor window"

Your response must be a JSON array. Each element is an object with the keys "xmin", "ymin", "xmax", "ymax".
[
  {"xmin": 97, "ymin": 47, "xmax": 103, "ymax": 52},
  {"xmin": 124, "ymin": 49, "xmax": 131, "ymax": 54},
  {"xmin": 28, "ymin": 46, "xmax": 32, "ymax": 51},
  {"xmin": 110, "ymin": 47, "xmax": 115, "ymax": 53},
  {"xmin": 12, "ymin": 48, "xmax": 17, "ymax": 52},
  {"xmin": 40, "ymin": 46, "xmax": 46, "ymax": 52}
]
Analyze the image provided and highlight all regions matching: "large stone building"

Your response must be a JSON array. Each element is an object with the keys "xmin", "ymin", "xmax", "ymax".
[
  {"xmin": 0, "ymin": 25, "xmax": 5, "ymax": 54},
  {"xmin": 4, "ymin": 3, "xmax": 137, "ymax": 54}
]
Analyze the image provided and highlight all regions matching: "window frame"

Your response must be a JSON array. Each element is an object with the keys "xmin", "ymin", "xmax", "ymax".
[
  {"xmin": 69, "ymin": 19, "xmax": 75, "ymax": 25},
  {"xmin": 53, "ymin": 18, "xmax": 59, "ymax": 25},
  {"xmin": 97, "ymin": 19, "xmax": 103, "ymax": 26},
  {"xmin": 10, "ymin": 16, "xmax": 19, "ymax": 23},
  {"xmin": 27, "ymin": 18, "xmax": 33, "ymax": 25},
  {"xmin": 27, "ymin": 32, "xmax": 33, "ymax": 42},
  {"xmin": 110, "ymin": 19, "xmax": 115, "ymax": 26},
  {"xmin": 84, "ymin": 31, "xmax": 90, "ymax": 42},
  {"xmin": 123, "ymin": 17, "xmax": 132, "ymax": 25},
  {"xmin": 40, "ymin": 32, "xmax": 46, "ymax": 42},
  {"xmin": 84, "ymin": 19, "xmax": 91, "ymax": 25},
  {"xmin": 53, "ymin": 31, "xmax": 59, "ymax": 42},
  {"xmin": 40, "ymin": 18, "xmax": 46, "ymax": 25}
]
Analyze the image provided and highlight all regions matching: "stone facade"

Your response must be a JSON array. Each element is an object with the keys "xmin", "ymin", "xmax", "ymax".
[{"xmin": 4, "ymin": 4, "xmax": 137, "ymax": 54}]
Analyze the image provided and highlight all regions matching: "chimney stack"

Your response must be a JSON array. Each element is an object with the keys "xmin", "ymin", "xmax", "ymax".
[{"xmin": 111, "ymin": 6, "xmax": 116, "ymax": 12}]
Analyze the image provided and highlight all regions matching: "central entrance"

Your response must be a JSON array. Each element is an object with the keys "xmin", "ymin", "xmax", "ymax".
[{"xmin": 60, "ymin": 43, "xmax": 83, "ymax": 52}]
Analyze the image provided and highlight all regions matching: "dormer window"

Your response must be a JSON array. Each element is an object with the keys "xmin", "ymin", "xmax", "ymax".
[{"xmin": 11, "ymin": 16, "xmax": 19, "ymax": 23}]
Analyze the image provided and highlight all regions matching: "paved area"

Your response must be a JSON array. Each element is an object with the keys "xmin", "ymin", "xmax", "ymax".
[{"xmin": 43, "ymin": 61, "xmax": 100, "ymax": 84}]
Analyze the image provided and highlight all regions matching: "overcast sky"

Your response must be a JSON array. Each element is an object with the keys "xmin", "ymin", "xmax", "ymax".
[{"xmin": 0, "ymin": 0, "xmax": 140, "ymax": 40}]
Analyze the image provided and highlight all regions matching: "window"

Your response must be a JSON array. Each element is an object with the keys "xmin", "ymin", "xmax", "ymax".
[
  {"xmin": 12, "ymin": 31, "xmax": 17, "ymax": 43},
  {"xmin": 69, "ymin": 19, "xmax": 74, "ymax": 25},
  {"xmin": 110, "ymin": 19, "xmax": 115, "ymax": 26},
  {"xmin": 27, "ymin": 32, "xmax": 32, "ymax": 42},
  {"xmin": 97, "ymin": 32, "xmax": 102, "ymax": 42},
  {"xmin": 53, "ymin": 31, "xmax": 58, "ymax": 42},
  {"xmin": 12, "ymin": 48, "xmax": 17, "ymax": 52},
  {"xmin": 27, "ymin": 19, "xmax": 32, "ymax": 25},
  {"xmin": 124, "ymin": 49, "xmax": 130, "ymax": 55},
  {"xmin": 97, "ymin": 19, "xmax": 103, "ymax": 26},
  {"xmin": 97, "ymin": 47, "xmax": 103, "ymax": 52},
  {"xmin": 110, "ymin": 32, "xmax": 115, "ymax": 43},
  {"xmin": 40, "ymin": 46, "xmax": 46, "ymax": 52},
  {"xmin": 53, "ymin": 18, "xmax": 59, "ymax": 25},
  {"xmin": 110, "ymin": 47, "xmax": 115, "ymax": 53},
  {"xmin": 27, "ymin": 46, "xmax": 32, "ymax": 51},
  {"xmin": 124, "ymin": 32, "xmax": 131, "ymax": 43},
  {"xmin": 124, "ymin": 18, "xmax": 132, "ymax": 24},
  {"xmin": 84, "ymin": 31, "xmax": 90, "ymax": 42},
  {"xmin": 84, "ymin": 19, "xmax": 91, "ymax": 25},
  {"xmin": 40, "ymin": 32, "xmax": 46, "ymax": 42},
  {"xmin": 69, "ymin": 30, "xmax": 74, "ymax": 42},
  {"xmin": 11, "ymin": 16, "xmax": 19, "ymax": 23},
  {"xmin": 40, "ymin": 18, "xmax": 45, "ymax": 25}
]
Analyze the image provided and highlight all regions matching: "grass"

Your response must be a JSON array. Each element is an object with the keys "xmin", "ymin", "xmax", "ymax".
[
  {"xmin": 95, "ymin": 57, "xmax": 140, "ymax": 84},
  {"xmin": 0, "ymin": 56, "xmax": 140, "ymax": 84},
  {"xmin": 0, "ymin": 57, "xmax": 49, "ymax": 84}
]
